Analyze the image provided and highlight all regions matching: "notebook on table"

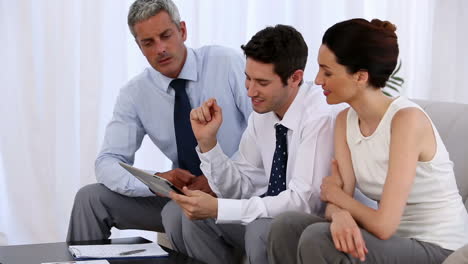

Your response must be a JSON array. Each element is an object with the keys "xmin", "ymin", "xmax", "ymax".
[{"xmin": 68, "ymin": 242, "xmax": 168, "ymax": 260}]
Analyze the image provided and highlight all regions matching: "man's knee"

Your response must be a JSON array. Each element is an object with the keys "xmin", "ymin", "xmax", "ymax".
[
  {"xmin": 298, "ymin": 222, "xmax": 332, "ymax": 255},
  {"xmin": 73, "ymin": 183, "xmax": 111, "ymax": 209},
  {"xmin": 161, "ymin": 200, "xmax": 182, "ymax": 234},
  {"xmin": 269, "ymin": 212, "xmax": 303, "ymax": 242},
  {"xmin": 180, "ymin": 216, "xmax": 219, "ymax": 246},
  {"xmin": 300, "ymin": 222, "xmax": 330, "ymax": 244},
  {"xmin": 67, "ymin": 184, "xmax": 115, "ymax": 242}
]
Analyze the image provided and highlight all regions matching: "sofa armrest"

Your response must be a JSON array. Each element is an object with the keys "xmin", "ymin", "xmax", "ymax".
[{"xmin": 443, "ymin": 244, "xmax": 468, "ymax": 264}]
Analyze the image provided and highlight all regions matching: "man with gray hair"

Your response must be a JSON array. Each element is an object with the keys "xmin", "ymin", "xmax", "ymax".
[{"xmin": 66, "ymin": 0, "xmax": 251, "ymax": 247}]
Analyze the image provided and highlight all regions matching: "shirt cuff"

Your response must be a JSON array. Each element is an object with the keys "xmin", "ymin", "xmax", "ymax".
[
  {"xmin": 216, "ymin": 198, "xmax": 242, "ymax": 224},
  {"xmin": 196, "ymin": 143, "xmax": 224, "ymax": 164}
]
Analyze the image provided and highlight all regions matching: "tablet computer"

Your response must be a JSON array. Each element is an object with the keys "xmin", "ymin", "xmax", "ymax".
[{"xmin": 119, "ymin": 162, "xmax": 184, "ymax": 196}]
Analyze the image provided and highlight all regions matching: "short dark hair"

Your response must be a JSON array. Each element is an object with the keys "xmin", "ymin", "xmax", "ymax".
[
  {"xmin": 241, "ymin": 25, "xmax": 308, "ymax": 86},
  {"xmin": 322, "ymin": 18, "xmax": 399, "ymax": 88}
]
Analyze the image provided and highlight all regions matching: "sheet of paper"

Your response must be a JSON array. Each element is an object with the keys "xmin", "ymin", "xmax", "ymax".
[
  {"xmin": 68, "ymin": 242, "xmax": 168, "ymax": 259},
  {"xmin": 42, "ymin": 260, "xmax": 109, "ymax": 264}
]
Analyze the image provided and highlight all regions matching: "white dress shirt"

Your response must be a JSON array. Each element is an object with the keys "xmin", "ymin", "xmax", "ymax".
[{"xmin": 197, "ymin": 83, "xmax": 342, "ymax": 224}]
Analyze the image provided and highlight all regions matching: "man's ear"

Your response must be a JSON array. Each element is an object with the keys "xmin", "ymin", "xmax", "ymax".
[
  {"xmin": 289, "ymin": 69, "xmax": 304, "ymax": 87},
  {"xmin": 179, "ymin": 21, "xmax": 187, "ymax": 41}
]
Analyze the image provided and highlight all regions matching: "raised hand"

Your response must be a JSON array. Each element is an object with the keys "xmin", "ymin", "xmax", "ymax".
[
  {"xmin": 170, "ymin": 187, "xmax": 218, "ymax": 220},
  {"xmin": 330, "ymin": 210, "xmax": 368, "ymax": 261},
  {"xmin": 321, "ymin": 159, "xmax": 344, "ymax": 203},
  {"xmin": 190, "ymin": 98, "xmax": 223, "ymax": 153},
  {"xmin": 156, "ymin": 168, "xmax": 196, "ymax": 190}
]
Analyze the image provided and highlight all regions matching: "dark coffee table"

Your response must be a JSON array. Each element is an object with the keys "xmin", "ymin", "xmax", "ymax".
[{"xmin": 0, "ymin": 237, "xmax": 204, "ymax": 264}]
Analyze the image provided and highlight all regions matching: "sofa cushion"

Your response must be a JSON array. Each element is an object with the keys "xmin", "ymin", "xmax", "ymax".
[
  {"xmin": 414, "ymin": 100, "xmax": 468, "ymax": 209},
  {"xmin": 0, "ymin": 232, "xmax": 7, "ymax": 245},
  {"xmin": 442, "ymin": 244, "xmax": 468, "ymax": 264}
]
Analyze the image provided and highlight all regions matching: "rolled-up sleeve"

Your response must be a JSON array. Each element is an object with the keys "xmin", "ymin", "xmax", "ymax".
[
  {"xmin": 95, "ymin": 88, "xmax": 152, "ymax": 197},
  {"xmin": 197, "ymin": 115, "xmax": 266, "ymax": 200}
]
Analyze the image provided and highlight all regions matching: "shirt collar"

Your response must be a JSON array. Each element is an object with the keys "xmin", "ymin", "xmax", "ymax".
[
  {"xmin": 149, "ymin": 47, "xmax": 198, "ymax": 93},
  {"xmin": 268, "ymin": 82, "xmax": 309, "ymax": 132}
]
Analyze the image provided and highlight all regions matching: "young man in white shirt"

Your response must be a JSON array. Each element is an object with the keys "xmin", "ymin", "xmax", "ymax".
[{"xmin": 166, "ymin": 25, "xmax": 339, "ymax": 264}]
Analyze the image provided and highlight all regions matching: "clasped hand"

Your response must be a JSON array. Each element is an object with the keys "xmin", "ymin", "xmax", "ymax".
[
  {"xmin": 323, "ymin": 160, "xmax": 368, "ymax": 261},
  {"xmin": 320, "ymin": 159, "xmax": 344, "ymax": 203}
]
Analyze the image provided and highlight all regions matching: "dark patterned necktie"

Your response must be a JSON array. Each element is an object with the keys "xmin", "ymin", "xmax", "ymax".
[
  {"xmin": 171, "ymin": 79, "xmax": 202, "ymax": 176},
  {"xmin": 266, "ymin": 124, "xmax": 288, "ymax": 196}
]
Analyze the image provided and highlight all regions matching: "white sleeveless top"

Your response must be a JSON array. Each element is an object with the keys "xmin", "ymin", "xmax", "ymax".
[{"xmin": 347, "ymin": 97, "xmax": 468, "ymax": 250}]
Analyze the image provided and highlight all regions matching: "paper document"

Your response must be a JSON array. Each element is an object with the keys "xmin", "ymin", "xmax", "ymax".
[
  {"xmin": 119, "ymin": 162, "xmax": 184, "ymax": 196},
  {"xmin": 68, "ymin": 242, "xmax": 168, "ymax": 259},
  {"xmin": 43, "ymin": 261, "xmax": 109, "ymax": 264}
]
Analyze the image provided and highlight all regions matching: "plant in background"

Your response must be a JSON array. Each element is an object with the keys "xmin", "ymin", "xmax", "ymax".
[{"xmin": 383, "ymin": 60, "xmax": 404, "ymax": 97}]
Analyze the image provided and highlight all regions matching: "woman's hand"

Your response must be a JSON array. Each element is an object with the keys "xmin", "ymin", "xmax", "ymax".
[{"xmin": 330, "ymin": 210, "xmax": 368, "ymax": 261}]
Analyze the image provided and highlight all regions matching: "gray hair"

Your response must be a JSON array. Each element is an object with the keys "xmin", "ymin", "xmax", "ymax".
[{"xmin": 128, "ymin": 0, "xmax": 181, "ymax": 37}]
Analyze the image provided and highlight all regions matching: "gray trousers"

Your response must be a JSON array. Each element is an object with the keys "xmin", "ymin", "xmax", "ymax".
[
  {"xmin": 66, "ymin": 183, "xmax": 171, "ymax": 242},
  {"xmin": 163, "ymin": 200, "xmax": 272, "ymax": 264},
  {"xmin": 269, "ymin": 212, "xmax": 453, "ymax": 264}
]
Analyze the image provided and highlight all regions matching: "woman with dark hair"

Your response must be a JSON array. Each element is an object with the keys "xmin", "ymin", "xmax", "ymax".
[{"xmin": 268, "ymin": 18, "xmax": 468, "ymax": 264}]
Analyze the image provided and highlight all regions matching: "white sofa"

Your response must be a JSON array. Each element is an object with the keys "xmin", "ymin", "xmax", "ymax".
[
  {"xmin": 158, "ymin": 99, "xmax": 468, "ymax": 262},
  {"xmin": 414, "ymin": 100, "xmax": 468, "ymax": 263},
  {"xmin": 0, "ymin": 232, "xmax": 7, "ymax": 245}
]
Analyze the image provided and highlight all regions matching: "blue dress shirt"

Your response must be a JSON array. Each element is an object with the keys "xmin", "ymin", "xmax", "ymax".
[{"xmin": 95, "ymin": 45, "xmax": 252, "ymax": 197}]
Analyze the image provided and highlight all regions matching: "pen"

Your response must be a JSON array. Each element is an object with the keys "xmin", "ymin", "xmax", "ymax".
[{"xmin": 119, "ymin": 249, "xmax": 147, "ymax": 256}]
